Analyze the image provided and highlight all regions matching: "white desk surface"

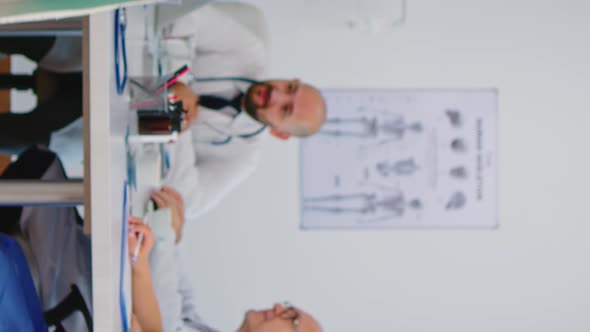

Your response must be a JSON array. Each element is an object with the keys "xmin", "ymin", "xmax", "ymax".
[
  {"xmin": 84, "ymin": 4, "xmax": 157, "ymax": 331},
  {"xmin": 0, "ymin": 3, "xmax": 169, "ymax": 330}
]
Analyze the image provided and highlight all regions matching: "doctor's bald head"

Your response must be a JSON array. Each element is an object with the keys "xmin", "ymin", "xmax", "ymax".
[
  {"xmin": 243, "ymin": 79, "xmax": 326, "ymax": 140},
  {"xmin": 237, "ymin": 303, "xmax": 323, "ymax": 332}
]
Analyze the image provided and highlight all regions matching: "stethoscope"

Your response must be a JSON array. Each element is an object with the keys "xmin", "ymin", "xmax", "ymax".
[
  {"xmin": 114, "ymin": 8, "xmax": 128, "ymax": 95},
  {"xmin": 186, "ymin": 74, "xmax": 267, "ymax": 145}
]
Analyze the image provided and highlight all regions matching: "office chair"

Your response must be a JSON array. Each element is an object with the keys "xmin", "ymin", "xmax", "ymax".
[
  {"xmin": 44, "ymin": 284, "xmax": 93, "ymax": 332},
  {"xmin": 0, "ymin": 233, "xmax": 48, "ymax": 331},
  {"xmin": 0, "ymin": 19, "xmax": 81, "ymax": 101},
  {"xmin": 0, "ymin": 233, "xmax": 93, "ymax": 332},
  {"xmin": 0, "ymin": 68, "xmax": 63, "ymax": 105},
  {"xmin": 0, "ymin": 72, "xmax": 34, "ymax": 90}
]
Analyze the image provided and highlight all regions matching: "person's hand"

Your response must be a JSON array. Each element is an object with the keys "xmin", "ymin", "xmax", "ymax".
[
  {"xmin": 170, "ymin": 82, "xmax": 200, "ymax": 131},
  {"xmin": 128, "ymin": 216, "xmax": 155, "ymax": 272},
  {"xmin": 151, "ymin": 186, "xmax": 185, "ymax": 243},
  {"xmin": 181, "ymin": 95, "xmax": 200, "ymax": 131},
  {"xmin": 130, "ymin": 314, "xmax": 143, "ymax": 332}
]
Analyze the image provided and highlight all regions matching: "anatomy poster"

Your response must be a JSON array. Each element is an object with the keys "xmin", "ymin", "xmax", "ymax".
[{"xmin": 300, "ymin": 89, "xmax": 498, "ymax": 229}]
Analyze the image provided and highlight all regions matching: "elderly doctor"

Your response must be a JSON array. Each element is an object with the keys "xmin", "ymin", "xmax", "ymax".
[
  {"xmin": 159, "ymin": 1, "xmax": 327, "ymax": 220},
  {"xmin": 141, "ymin": 186, "xmax": 323, "ymax": 332}
]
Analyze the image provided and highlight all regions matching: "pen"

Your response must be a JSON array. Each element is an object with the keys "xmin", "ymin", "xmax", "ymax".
[
  {"xmin": 156, "ymin": 64, "xmax": 190, "ymax": 94},
  {"xmin": 131, "ymin": 228, "xmax": 144, "ymax": 264},
  {"xmin": 131, "ymin": 201, "xmax": 153, "ymax": 263}
]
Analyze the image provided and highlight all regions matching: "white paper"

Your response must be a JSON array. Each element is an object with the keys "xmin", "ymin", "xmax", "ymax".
[{"xmin": 300, "ymin": 89, "xmax": 498, "ymax": 229}]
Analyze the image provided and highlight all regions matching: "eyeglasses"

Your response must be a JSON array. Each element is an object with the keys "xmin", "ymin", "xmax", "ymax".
[{"xmin": 280, "ymin": 302, "xmax": 300, "ymax": 332}]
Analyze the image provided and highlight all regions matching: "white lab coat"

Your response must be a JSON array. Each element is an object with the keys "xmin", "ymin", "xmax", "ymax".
[
  {"xmin": 148, "ymin": 210, "xmax": 219, "ymax": 332},
  {"xmin": 160, "ymin": 2, "xmax": 270, "ymax": 220}
]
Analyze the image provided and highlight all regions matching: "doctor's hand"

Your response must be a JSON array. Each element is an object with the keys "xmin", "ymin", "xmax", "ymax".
[
  {"xmin": 181, "ymin": 99, "xmax": 200, "ymax": 131},
  {"xmin": 151, "ymin": 186, "xmax": 185, "ymax": 243},
  {"xmin": 128, "ymin": 217, "xmax": 155, "ymax": 273},
  {"xmin": 171, "ymin": 82, "xmax": 200, "ymax": 131}
]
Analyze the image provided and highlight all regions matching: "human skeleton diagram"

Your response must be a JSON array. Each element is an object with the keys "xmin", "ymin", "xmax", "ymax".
[
  {"xmin": 449, "ymin": 166, "xmax": 467, "ymax": 179},
  {"xmin": 450, "ymin": 138, "xmax": 467, "ymax": 153},
  {"xmin": 319, "ymin": 111, "xmax": 423, "ymax": 145},
  {"xmin": 446, "ymin": 191, "xmax": 466, "ymax": 210},
  {"xmin": 303, "ymin": 190, "xmax": 422, "ymax": 224},
  {"xmin": 375, "ymin": 158, "xmax": 419, "ymax": 177},
  {"xmin": 445, "ymin": 109, "xmax": 463, "ymax": 128}
]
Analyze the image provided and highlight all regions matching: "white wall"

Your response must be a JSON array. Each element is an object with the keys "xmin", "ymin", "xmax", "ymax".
[{"xmin": 183, "ymin": 1, "xmax": 590, "ymax": 331}]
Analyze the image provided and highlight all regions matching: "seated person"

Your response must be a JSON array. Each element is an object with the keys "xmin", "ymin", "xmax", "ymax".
[
  {"xmin": 0, "ymin": 35, "xmax": 81, "ymax": 73},
  {"xmin": 0, "ymin": 146, "xmax": 161, "ymax": 331},
  {"xmin": 141, "ymin": 215, "xmax": 322, "ymax": 332},
  {"xmin": 125, "ymin": 180, "xmax": 323, "ymax": 332},
  {"xmin": 159, "ymin": 1, "xmax": 327, "ymax": 220},
  {"xmin": 0, "ymin": 2, "xmax": 328, "ymax": 221},
  {"xmin": 0, "ymin": 36, "xmax": 82, "ymax": 155},
  {"xmin": 0, "ymin": 233, "xmax": 47, "ymax": 331},
  {"xmin": 132, "ymin": 213, "xmax": 323, "ymax": 332},
  {"xmin": 143, "ymin": 186, "xmax": 323, "ymax": 332}
]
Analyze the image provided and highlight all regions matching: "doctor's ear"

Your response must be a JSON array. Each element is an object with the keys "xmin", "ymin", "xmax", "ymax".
[{"xmin": 269, "ymin": 128, "xmax": 290, "ymax": 140}]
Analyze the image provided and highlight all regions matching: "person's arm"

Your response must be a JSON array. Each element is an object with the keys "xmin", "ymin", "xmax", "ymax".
[
  {"xmin": 146, "ymin": 195, "xmax": 194, "ymax": 331},
  {"xmin": 149, "ymin": 192, "xmax": 219, "ymax": 332},
  {"xmin": 128, "ymin": 218, "xmax": 162, "ymax": 332},
  {"xmin": 132, "ymin": 189, "xmax": 217, "ymax": 331},
  {"xmin": 162, "ymin": 3, "xmax": 269, "ymax": 80},
  {"xmin": 151, "ymin": 187, "xmax": 185, "ymax": 243},
  {"xmin": 176, "ymin": 260, "xmax": 220, "ymax": 332},
  {"xmin": 163, "ymin": 132, "xmax": 262, "ymax": 221},
  {"xmin": 191, "ymin": 3, "xmax": 270, "ymax": 78}
]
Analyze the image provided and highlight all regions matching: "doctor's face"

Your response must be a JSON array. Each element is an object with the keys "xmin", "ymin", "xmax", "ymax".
[
  {"xmin": 237, "ymin": 303, "xmax": 322, "ymax": 332},
  {"xmin": 244, "ymin": 79, "xmax": 326, "ymax": 139}
]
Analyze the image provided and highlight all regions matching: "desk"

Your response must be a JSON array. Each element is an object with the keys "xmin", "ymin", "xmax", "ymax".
[
  {"xmin": 82, "ymin": 12, "xmax": 128, "ymax": 331},
  {"xmin": 84, "ymin": 4, "xmax": 167, "ymax": 330},
  {"xmin": 0, "ymin": 19, "xmax": 82, "ymax": 37},
  {"xmin": 0, "ymin": 11, "xmax": 129, "ymax": 331},
  {"xmin": 0, "ymin": 0, "xmax": 173, "ymax": 331},
  {"xmin": 0, "ymin": 3, "xmax": 158, "ymax": 331},
  {"xmin": 83, "ymin": 6, "xmax": 159, "ymax": 329}
]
